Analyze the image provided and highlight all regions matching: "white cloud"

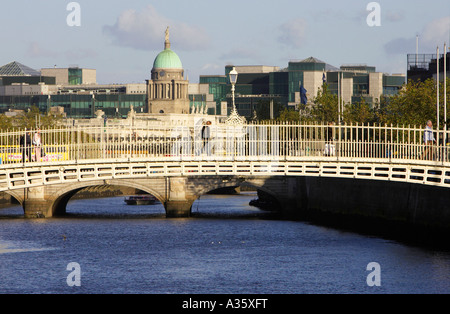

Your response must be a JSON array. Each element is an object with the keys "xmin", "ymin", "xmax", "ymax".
[
  {"xmin": 277, "ymin": 19, "xmax": 308, "ymax": 48},
  {"xmin": 26, "ymin": 42, "xmax": 58, "ymax": 58},
  {"xmin": 421, "ymin": 16, "xmax": 450, "ymax": 47},
  {"xmin": 103, "ymin": 5, "xmax": 210, "ymax": 52},
  {"xmin": 385, "ymin": 16, "xmax": 450, "ymax": 54}
]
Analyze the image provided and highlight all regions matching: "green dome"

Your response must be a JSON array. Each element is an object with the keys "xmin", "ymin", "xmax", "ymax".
[{"xmin": 153, "ymin": 48, "xmax": 182, "ymax": 69}]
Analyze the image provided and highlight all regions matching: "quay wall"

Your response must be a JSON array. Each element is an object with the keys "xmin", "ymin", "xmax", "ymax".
[{"xmin": 280, "ymin": 176, "xmax": 450, "ymax": 241}]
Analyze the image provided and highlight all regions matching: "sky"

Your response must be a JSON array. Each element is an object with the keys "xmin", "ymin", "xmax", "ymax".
[{"xmin": 1, "ymin": 0, "xmax": 450, "ymax": 84}]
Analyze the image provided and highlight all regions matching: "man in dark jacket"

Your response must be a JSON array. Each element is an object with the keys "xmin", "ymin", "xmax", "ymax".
[
  {"xmin": 201, "ymin": 121, "xmax": 212, "ymax": 154},
  {"xmin": 20, "ymin": 132, "xmax": 32, "ymax": 162}
]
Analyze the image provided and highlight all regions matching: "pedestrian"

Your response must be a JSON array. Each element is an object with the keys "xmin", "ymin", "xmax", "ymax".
[
  {"xmin": 201, "ymin": 121, "xmax": 211, "ymax": 154},
  {"xmin": 33, "ymin": 128, "xmax": 42, "ymax": 161},
  {"xmin": 20, "ymin": 131, "xmax": 32, "ymax": 162},
  {"xmin": 423, "ymin": 120, "xmax": 436, "ymax": 160},
  {"xmin": 324, "ymin": 121, "xmax": 335, "ymax": 156}
]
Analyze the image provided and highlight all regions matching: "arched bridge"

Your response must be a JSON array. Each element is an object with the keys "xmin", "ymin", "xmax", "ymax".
[{"xmin": 1, "ymin": 122, "xmax": 450, "ymax": 231}]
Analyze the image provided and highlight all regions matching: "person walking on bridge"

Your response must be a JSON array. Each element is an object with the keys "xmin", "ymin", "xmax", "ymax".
[
  {"xmin": 201, "ymin": 121, "xmax": 212, "ymax": 155},
  {"xmin": 423, "ymin": 120, "xmax": 436, "ymax": 160},
  {"xmin": 33, "ymin": 128, "xmax": 42, "ymax": 162},
  {"xmin": 20, "ymin": 131, "xmax": 32, "ymax": 162}
]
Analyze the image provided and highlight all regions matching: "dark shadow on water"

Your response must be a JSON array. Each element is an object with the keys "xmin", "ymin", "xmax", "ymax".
[
  {"xmin": 292, "ymin": 211, "xmax": 450, "ymax": 252},
  {"xmin": 190, "ymin": 211, "xmax": 280, "ymax": 220}
]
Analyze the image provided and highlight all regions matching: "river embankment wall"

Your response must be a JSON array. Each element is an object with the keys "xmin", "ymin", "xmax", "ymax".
[{"xmin": 281, "ymin": 176, "xmax": 450, "ymax": 243}]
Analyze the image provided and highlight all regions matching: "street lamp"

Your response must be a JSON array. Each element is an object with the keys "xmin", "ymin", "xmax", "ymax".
[
  {"xmin": 226, "ymin": 67, "xmax": 245, "ymax": 125},
  {"xmin": 230, "ymin": 67, "xmax": 238, "ymax": 112}
]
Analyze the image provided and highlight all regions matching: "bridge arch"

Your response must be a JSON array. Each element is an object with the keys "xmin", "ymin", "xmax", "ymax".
[
  {"xmin": 2, "ymin": 190, "xmax": 25, "ymax": 206},
  {"xmin": 47, "ymin": 179, "xmax": 166, "ymax": 216},
  {"xmin": 184, "ymin": 176, "xmax": 285, "ymax": 214}
]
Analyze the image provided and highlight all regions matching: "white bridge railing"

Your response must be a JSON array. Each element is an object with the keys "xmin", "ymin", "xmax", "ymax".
[
  {"xmin": 1, "ymin": 122, "xmax": 449, "ymax": 165},
  {"xmin": 1, "ymin": 122, "xmax": 450, "ymax": 192}
]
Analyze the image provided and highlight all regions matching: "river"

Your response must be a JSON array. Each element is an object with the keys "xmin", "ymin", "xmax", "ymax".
[{"xmin": 0, "ymin": 192, "xmax": 450, "ymax": 294}]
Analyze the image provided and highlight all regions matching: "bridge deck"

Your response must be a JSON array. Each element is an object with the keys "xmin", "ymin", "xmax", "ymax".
[{"xmin": 1, "ymin": 123, "xmax": 450, "ymax": 192}]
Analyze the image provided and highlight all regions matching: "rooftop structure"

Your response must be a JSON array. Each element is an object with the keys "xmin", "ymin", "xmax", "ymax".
[{"xmin": 0, "ymin": 61, "xmax": 41, "ymax": 77}]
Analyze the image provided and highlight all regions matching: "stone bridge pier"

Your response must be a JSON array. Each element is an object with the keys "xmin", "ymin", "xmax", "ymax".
[{"xmin": 10, "ymin": 176, "xmax": 256, "ymax": 218}]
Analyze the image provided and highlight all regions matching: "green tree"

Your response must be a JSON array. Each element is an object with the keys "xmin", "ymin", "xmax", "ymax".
[
  {"xmin": 343, "ymin": 98, "xmax": 378, "ymax": 124},
  {"xmin": 381, "ymin": 78, "xmax": 449, "ymax": 127},
  {"xmin": 12, "ymin": 106, "xmax": 63, "ymax": 129},
  {"xmin": 0, "ymin": 116, "xmax": 14, "ymax": 131},
  {"xmin": 310, "ymin": 84, "xmax": 339, "ymax": 123},
  {"xmin": 1, "ymin": 106, "xmax": 64, "ymax": 131},
  {"xmin": 277, "ymin": 108, "xmax": 300, "ymax": 122}
]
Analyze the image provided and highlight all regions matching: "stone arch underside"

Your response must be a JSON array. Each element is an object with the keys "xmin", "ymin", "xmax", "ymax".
[
  {"xmin": 48, "ymin": 178, "xmax": 167, "ymax": 216},
  {"xmin": 2, "ymin": 190, "xmax": 25, "ymax": 206}
]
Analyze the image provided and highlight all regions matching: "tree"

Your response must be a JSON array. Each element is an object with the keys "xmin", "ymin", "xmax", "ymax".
[
  {"xmin": 310, "ymin": 84, "xmax": 339, "ymax": 123},
  {"xmin": 381, "ymin": 78, "xmax": 449, "ymax": 127},
  {"xmin": 277, "ymin": 108, "xmax": 299, "ymax": 122},
  {"xmin": 0, "ymin": 116, "xmax": 13, "ymax": 131},
  {"xmin": 343, "ymin": 97, "xmax": 378, "ymax": 124},
  {"xmin": 1, "ymin": 105, "xmax": 64, "ymax": 130}
]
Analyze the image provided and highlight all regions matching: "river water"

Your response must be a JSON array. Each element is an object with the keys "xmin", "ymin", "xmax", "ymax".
[{"xmin": 0, "ymin": 193, "xmax": 450, "ymax": 294}]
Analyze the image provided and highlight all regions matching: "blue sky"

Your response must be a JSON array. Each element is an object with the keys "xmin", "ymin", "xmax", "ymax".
[{"xmin": 1, "ymin": 0, "xmax": 449, "ymax": 84}]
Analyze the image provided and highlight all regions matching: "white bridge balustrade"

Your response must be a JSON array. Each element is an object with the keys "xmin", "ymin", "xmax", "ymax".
[
  {"xmin": 2, "ymin": 122, "xmax": 450, "ymax": 221},
  {"xmin": 1, "ymin": 122, "xmax": 450, "ymax": 191}
]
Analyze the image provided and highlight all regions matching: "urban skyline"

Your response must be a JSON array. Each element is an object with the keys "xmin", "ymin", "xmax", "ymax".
[{"xmin": 1, "ymin": 0, "xmax": 449, "ymax": 84}]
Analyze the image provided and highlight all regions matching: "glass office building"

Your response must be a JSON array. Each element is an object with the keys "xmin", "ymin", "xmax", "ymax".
[{"xmin": 0, "ymin": 93, "xmax": 146, "ymax": 119}]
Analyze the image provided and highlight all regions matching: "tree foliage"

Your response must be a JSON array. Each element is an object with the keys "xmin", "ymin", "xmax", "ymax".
[
  {"xmin": 303, "ymin": 79, "xmax": 450, "ymax": 127},
  {"xmin": 309, "ymin": 83, "xmax": 339, "ymax": 123},
  {"xmin": 0, "ymin": 106, "xmax": 63, "ymax": 131},
  {"xmin": 380, "ymin": 78, "xmax": 449, "ymax": 127},
  {"xmin": 277, "ymin": 108, "xmax": 299, "ymax": 122}
]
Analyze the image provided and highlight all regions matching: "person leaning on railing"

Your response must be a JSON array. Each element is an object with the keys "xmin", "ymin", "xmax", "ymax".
[{"xmin": 423, "ymin": 120, "xmax": 436, "ymax": 160}]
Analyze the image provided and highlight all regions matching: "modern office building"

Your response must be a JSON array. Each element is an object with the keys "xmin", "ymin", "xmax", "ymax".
[
  {"xmin": 195, "ymin": 58, "xmax": 405, "ymax": 119},
  {"xmin": 0, "ymin": 61, "xmax": 147, "ymax": 118},
  {"xmin": 407, "ymin": 53, "xmax": 450, "ymax": 82},
  {"xmin": 41, "ymin": 67, "xmax": 97, "ymax": 85}
]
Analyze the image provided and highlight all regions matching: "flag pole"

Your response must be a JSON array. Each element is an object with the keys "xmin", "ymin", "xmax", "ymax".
[
  {"xmin": 437, "ymin": 46, "xmax": 440, "ymax": 147},
  {"xmin": 338, "ymin": 71, "xmax": 341, "ymax": 124},
  {"xmin": 445, "ymin": 42, "xmax": 447, "ymax": 132},
  {"xmin": 445, "ymin": 42, "xmax": 448, "ymax": 149}
]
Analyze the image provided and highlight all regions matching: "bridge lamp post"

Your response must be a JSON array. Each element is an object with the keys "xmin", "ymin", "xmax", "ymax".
[
  {"xmin": 226, "ymin": 67, "xmax": 245, "ymax": 125},
  {"xmin": 229, "ymin": 67, "xmax": 238, "ymax": 114}
]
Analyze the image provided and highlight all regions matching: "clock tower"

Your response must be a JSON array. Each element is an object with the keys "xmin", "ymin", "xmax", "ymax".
[{"xmin": 146, "ymin": 27, "xmax": 190, "ymax": 114}]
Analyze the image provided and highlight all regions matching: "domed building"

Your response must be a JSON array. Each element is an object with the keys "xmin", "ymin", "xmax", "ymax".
[{"xmin": 146, "ymin": 27, "xmax": 190, "ymax": 114}]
